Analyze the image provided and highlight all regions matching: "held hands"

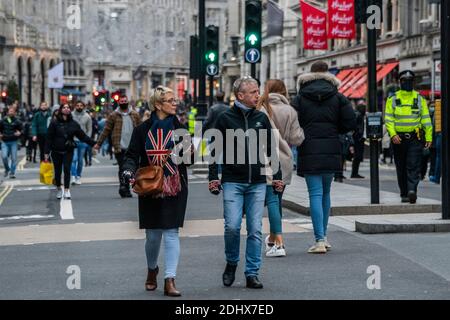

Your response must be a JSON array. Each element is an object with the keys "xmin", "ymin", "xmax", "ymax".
[
  {"xmin": 391, "ymin": 135, "xmax": 402, "ymax": 145},
  {"xmin": 272, "ymin": 180, "xmax": 285, "ymax": 194},
  {"xmin": 122, "ymin": 170, "xmax": 135, "ymax": 185},
  {"xmin": 209, "ymin": 180, "xmax": 222, "ymax": 195},
  {"xmin": 93, "ymin": 144, "xmax": 100, "ymax": 151},
  {"xmin": 14, "ymin": 130, "xmax": 21, "ymax": 137}
]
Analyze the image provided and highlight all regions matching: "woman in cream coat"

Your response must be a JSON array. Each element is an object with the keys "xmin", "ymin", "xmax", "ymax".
[{"xmin": 258, "ymin": 79, "xmax": 305, "ymax": 257}]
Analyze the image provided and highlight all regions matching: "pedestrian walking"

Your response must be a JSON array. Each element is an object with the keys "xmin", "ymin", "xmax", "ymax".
[
  {"xmin": 94, "ymin": 95, "xmax": 141, "ymax": 198},
  {"xmin": 70, "ymin": 101, "xmax": 92, "ymax": 185},
  {"xmin": 292, "ymin": 61, "xmax": 356, "ymax": 254},
  {"xmin": 44, "ymin": 104, "xmax": 96, "ymax": 200},
  {"xmin": 122, "ymin": 86, "xmax": 191, "ymax": 297},
  {"xmin": 351, "ymin": 100, "xmax": 367, "ymax": 179},
  {"xmin": 24, "ymin": 112, "xmax": 37, "ymax": 163},
  {"xmin": 209, "ymin": 76, "xmax": 283, "ymax": 289},
  {"xmin": 0, "ymin": 105, "xmax": 23, "ymax": 179},
  {"xmin": 384, "ymin": 70, "xmax": 433, "ymax": 204},
  {"xmin": 257, "ymin": 79, "xmax": 304, "ymax": 257},
  {"xmin": 202, "ymin": 91, "xmax": 229, "ymax": 132},
  {"xmin": 31, "ymin": 101, "xmax": 51, "ymax": 162}
]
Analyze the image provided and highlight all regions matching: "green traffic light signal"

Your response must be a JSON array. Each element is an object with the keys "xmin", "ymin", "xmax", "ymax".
[
  {"xmin": 246, "ymin": 33, "xmax": 258, "ymax": 46},
  {"xmin": 206, "ymin": 51, "xmax": 217, "ymax": 62}
]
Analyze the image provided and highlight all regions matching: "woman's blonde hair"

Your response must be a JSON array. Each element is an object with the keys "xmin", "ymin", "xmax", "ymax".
[{"xmin": 149, "ymin": 85, "xmax": 174, "ymax": 111}]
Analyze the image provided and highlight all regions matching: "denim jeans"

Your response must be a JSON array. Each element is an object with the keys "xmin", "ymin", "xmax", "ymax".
[
  {"xmin": 223, "ymin": 183, "xmax": 266, "ymax": 277},
  {"xmin": 1, "ymin": 141, "xmax": 18, "ymax": 175},
  {"xmin": 145, "ymin": 229, "xmax": 180, "ymax": 279},
  {"xmin": 265, "ymin": 185, "xmax": 283, "ymax": 235},
  {"xmin": 71, "ymin": 142, "xmax": 88, "ymax": 178},
  {"xmin": 305, "ymin": 174, "xmax": 334, "ymax": 242}
]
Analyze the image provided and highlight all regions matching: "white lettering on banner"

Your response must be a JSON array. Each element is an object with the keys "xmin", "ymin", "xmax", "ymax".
[
  {"xmin": 306, "ymin": 27, "xmax": 326, "ymax": 37},
  {"xmin": 330, "ymin": 27, "xmax": 354, "ymax": 37},
  {"xmin": 307, "ymin": 39, "xmax": 327, "ymax": 48},
  {"xmin": 306, "ymin": 15, "xmax": 326, "ymax": 25},
  {"xmin": 331, "ymin": 13, "xmax": 354, "ymax": 24},
  {"xmin": 330, "ymin": 0, "xmax": 353, "ymax": 11}
]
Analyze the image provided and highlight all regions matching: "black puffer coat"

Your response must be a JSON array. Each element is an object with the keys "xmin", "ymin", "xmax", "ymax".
[{"xmin": 292, "ymin": 72, "xmax": 356, "ymax": 175}]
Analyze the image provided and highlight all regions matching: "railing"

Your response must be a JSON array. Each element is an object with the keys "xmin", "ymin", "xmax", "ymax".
[{"xmin": 400, "ymin": 34, "xmax": 432, "ymax": 57}]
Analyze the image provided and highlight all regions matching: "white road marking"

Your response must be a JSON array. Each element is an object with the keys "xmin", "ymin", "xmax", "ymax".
[
  {"xmin": 16, "ymin": 186, "xmax": 55, "ymax": 192},
  {"xmin": 0, "ymin": 215, "xmax": 54, "ymax": 221},
  {"xmin": 59, "ymin": 198, "xmax": 74, "ymax": 220}
]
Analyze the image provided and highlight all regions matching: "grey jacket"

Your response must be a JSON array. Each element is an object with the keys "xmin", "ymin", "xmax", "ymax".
[{"xmin": 72, "ymin": 110, "xmax": 92, "ymax": 140}]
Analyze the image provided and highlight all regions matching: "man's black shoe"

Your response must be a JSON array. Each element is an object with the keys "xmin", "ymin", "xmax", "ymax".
[
  {"xmin": 119, "ymin": 189, "xmax": 132, "ymax": 198},
  {"xmin": 408, "ymin": 191, "xmax": 417, "ymax": 204},
  {"xmin": 246, "ymin": 276, "xmax": 263, "ymax": 289},
  {"xmin": 401, "ymin": 197, "xmax": 409, "ymax": 203},
  {"xmin": 222, "ymin": 263, "xmax": 237, "ymax": 287},
  {"xmin": 351, "ymin": 174, "xmax": 365, "ymax": 179}
]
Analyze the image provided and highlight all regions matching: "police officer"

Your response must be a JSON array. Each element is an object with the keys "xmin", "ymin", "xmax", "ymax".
[{"xmin": 384, "ymin": 70, "xmax": 433, "ymax": 204}]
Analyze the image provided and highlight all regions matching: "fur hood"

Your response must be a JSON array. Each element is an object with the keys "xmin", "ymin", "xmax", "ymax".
[{"xmin": 297, "ymin": 72, "xmax": 341, "ymax": 92}]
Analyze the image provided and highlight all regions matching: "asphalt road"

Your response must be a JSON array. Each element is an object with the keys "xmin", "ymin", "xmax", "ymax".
[{"xmin": 0, "ymin": 153, "xmax": 449, "ymax": 300}]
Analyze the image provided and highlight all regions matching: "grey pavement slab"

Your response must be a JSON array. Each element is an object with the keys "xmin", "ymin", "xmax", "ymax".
[
  {"xmin": 1, "ymin": 231, "xmax": 450, "ymax": 300},
  {"xmin": 283, "ymin": 175, "xmax": 441, "ymax": 216}
]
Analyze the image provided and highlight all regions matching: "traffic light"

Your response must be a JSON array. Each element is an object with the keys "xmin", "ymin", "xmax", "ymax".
[
  {"xmin": 1, "ymin": 90, "xmax": 7, "ymax": 102},
  {"xmin": 93, "ymin": 90, "xmax": 109, "ymax": 107},
  {"xmin": 245, "ymin": 0, "xmax": 262, "ymax": 64},
  {"xmin": 205, "ymin": 25, "xmax": 219, "ymax": 76}
]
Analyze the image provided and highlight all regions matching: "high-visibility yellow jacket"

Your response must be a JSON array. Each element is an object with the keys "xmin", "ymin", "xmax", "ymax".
[
  {"xmin": 384, "ymin": 90, "xmax": 433, "ymax": 142},
  {"xmin": 188, "ymin": 106, "xmax": 198, "ymax": 135}
]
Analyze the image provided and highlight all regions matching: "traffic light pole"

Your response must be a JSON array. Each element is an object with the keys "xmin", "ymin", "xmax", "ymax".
[
  {"xmin": 368, "ymin": 0, "xmax": 380, "ymax": 204},
  {"xmin": 198, "ymin": 0, "xmax": 207, "ymax": 110},
  {"xmin": 209, "ymin": 76, "xmax": 214, "ymax": 107},
  {"xmin": 441, "ymin": 0, "xmax": 449, "ymax": 219},
  {"xmin": 251, "ymin": 64, "xmax": 256, "ymax": 80}
]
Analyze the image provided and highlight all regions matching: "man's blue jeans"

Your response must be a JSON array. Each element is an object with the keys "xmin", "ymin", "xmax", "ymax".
[
  {"xmin": 71, "ymin": 142, "xmax": 88, "ymax": 178},
  {"xmin": 1, "ymin": 141, "xmax": 18, "ymax": 175},
  {"xmin": 266, "ymin": 185, "xmax": 283, "ymax": 235},
  {"xmin": 304, "ymin": 174, "xmax": 334, "ymax": 242},
  {"xmin": 223, "ymin": 182, "xmax": 266, "ymax": 277}
]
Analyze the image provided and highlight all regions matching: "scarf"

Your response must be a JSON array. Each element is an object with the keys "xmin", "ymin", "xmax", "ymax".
[{"xmin": 145, "ymin": 112, "xmax": 181, "ymax": 198}]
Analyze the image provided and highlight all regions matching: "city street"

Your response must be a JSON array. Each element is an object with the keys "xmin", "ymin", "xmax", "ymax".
[{"xmin": 1, "ymin": 153, "xmax": 449, "ymax": 300}]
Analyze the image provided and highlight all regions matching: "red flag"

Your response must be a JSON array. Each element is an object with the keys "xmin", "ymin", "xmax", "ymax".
[
  {"xmin": 328, "ymin": 0, "xmax": 356, "ymax": 39},
  {"xmin": 301, "ymin": 1, "xmax": 328, "ymax": 50}
]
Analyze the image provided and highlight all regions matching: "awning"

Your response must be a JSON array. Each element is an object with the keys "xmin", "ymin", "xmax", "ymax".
[
  {"xmin": 57, "ymin": 88, "xmax": 86, "ymax": 96},
  {"xmin": 335, "ymin": 62, "xmax": 399, "ymax": 99}
]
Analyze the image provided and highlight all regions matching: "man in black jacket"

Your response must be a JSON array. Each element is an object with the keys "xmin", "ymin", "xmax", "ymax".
[
  {"xmin": 0, "ymin": 106, "xmax": 23, "ymax": 178},
  {"xmin": 202, "ymin": 91, "xmax": 229, "ymax": 132},
  {"xmin": 351, "ymin": 100, "xmax": 367, "ymax": 178},
  {"xmin": 208, "ymin": 77, "xmax": 283, "ymax": 290}
]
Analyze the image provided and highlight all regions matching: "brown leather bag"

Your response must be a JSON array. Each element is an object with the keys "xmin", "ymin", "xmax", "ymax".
[{"xmin": 132, "ymin": 165, "xmax": 164, "ymax": 196}]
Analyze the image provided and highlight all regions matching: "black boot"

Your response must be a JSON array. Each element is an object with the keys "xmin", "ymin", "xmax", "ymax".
[
  {"xmin": 222, "ymin": 263, "xmax": 237, "ymax": 287},
  {"xmin": 351, "ymin": 161, "xmax": 364, "ymax": 179}
]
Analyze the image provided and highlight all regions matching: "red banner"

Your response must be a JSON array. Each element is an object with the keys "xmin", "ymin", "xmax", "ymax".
[
  {"xmin": 328, "ymin": 0, "xmax": 356, "ymax": 39},
  {"xmin": 301, "ymin": 1, "xmax": 328, "ymax": 50}
]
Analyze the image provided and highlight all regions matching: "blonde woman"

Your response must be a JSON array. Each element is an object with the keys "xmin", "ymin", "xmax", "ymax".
[
  {"xmin": 257, "ymin": 79, "xmax": 304, "ymax": 257},
  {"xmin": 122, "ymin": 86, "xmax": 190, "ymax": 297}
]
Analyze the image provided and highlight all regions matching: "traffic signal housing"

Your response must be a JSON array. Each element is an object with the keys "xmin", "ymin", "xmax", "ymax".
[
  {"xmin": 205, "ymin": 25, "xmax": 219, "ymax": 73},
  {"xmin": 245, "ymin": 0, "xmax": 262, "ymax": 63}
]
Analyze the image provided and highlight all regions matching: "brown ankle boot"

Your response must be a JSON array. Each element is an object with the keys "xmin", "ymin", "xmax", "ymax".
[
  {"xmin": 145, "ymin": 266, "xmax": 158, "ymax": 291},
  {"xmin": 164, "ymin": 278, "xmax": 181, "ymax": 297}
]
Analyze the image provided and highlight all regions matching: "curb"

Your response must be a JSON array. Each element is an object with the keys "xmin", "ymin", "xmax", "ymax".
[
  {"xmin": 355, "ymin": 221, "xmax": 450, "ymax": 234},
  {"xmin": 282, "ymin": 199, "xmax": 441, "ymax": 216}
]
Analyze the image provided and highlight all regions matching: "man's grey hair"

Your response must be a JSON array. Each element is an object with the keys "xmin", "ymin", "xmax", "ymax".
[{"xmin": 233, "ymin": 76, "xmax": 259, "ymax": 97}]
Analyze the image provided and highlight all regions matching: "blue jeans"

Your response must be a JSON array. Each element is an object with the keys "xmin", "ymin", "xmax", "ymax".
[
  {"xmin": 434, "ymin": 134, "xmax": 442, "ymax": 183},
  {"xmin": 223, "ymin": 183, "xmax": 266, "ymax": 277},
  {"xmin": 1, "ymin": 141, "xmax": 18, "ymax": 175},
  {"xmin": 305, "ymin": 174, "xmax": 333, "ymax": 242},
  {"xmin": 265, "ymin": 185, "xmax": 283, "ymax": 235},
  {"xmin": 71, "ymin": 142, "xmax": 88, "ymax": 178},
  {"xmin": 145, "ymin": 229, "xmax": 180, "ymax": 279}
]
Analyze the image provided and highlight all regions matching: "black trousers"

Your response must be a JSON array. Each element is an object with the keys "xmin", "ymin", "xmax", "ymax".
[
  {"xmin": 115, "ymin": 150, "xmax": 130, "ymax": 193},
  {"xmin": 37, "ymin": 134, "xmax": 47, "ymax": 162},
  {"xmin": 351, "ymin": 140, "xmax": 365, "ymax": 176},
  {"xmin": 52, "ymin": 151, "xmax": 74, "ymax": 189},
  {"xmin": 393, "ymin": 137, "xmax": 424, "ymax": 197}
]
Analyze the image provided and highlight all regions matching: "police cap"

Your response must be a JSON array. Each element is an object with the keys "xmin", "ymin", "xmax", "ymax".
[{"xmin": 398, "ymin": 70, "xmax": 416, "ymax": 81}]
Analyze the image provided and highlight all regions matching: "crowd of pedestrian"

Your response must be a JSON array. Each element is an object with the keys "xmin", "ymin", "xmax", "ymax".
[{"xmin": 0, "ymin": 59, "xmax": 440, "ymax": 298}]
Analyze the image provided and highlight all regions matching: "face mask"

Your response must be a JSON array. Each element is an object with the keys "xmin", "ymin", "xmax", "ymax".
[
  {"xmin": 400, "ymin": 80, "xmax": 414, "ymax": 92},
  {"xmin": 119, "ymin": 103, "xmax": 128, "ymax": 110}
]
